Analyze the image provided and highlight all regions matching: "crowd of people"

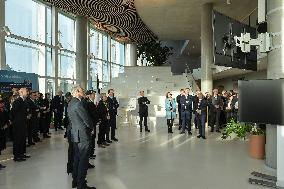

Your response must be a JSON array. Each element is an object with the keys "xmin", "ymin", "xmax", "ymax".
[
  {"xmin": 0, "ymin": 85, "xmax": 239, "ymax": 189},
  {"xmin": 0, "ymin": 86, "xmax": 120, "ymax": 189},
  {"xmin": 164, "ymin": 88, "xmax": 239, "ymax": 139}
]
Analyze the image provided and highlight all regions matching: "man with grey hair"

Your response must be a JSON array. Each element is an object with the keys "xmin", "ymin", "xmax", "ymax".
[{"xmin": 68, "ymin": 85, "xmax": 96, "ymax": 189}]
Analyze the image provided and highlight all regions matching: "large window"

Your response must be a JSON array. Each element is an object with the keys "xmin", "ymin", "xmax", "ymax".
[
  {"xmin": 59, "ymin": 51, "xmax": 76, "ymax": 79},
  {"xmin": 6, "ymin": 0, "xmax": 50, "ymax": 43},
  {"xmin": 90, "ymin": 29, "xmax": 103, "ymax": 59},
  {"xmin": 58, "ymin": 13, "xmax": 75, "ymax": 51},
  {"xmin": 4, "ymin": 0, "xmax": 127, "ymax": 94}
]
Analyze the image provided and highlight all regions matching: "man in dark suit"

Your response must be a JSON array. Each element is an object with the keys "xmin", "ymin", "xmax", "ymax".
[
  {"xmin": 195, "ymin": 93, "xmax": 208, "ymax": 139},
  {"xmin": 138, "ymin": 91, "xmax": 151, "ymax": 133},
  {"xmin": 180, "ymin": 88, "xmax": 193, "ymax": 135},
  {"xmin": 211, "ymin": 88, "xmax": 223, "ymax": 132},
  {"xmin": 107, "ymin": 89, "xmax": 119, "ymax": 142},
  {"xmin": 82, "ymin": 90, "xmax": 98, "ymax": 159},
  {"xmin": 51, "ymin": 91, "xmax": 64, "ymax": 131},
  {"xmin": 10, "ymin": 88, "xmax": 30, "ymax": 162},
  {"xmin": 67, "ymin": 86, "xmax": 95, "ymax": 189},
  {"xmin": 176, "ymin": 89, "xmax": 184, "ymax": 130}
]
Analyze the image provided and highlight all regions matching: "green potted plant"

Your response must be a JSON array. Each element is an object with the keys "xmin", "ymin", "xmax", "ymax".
[{"xmin": 222, "ymin": 119, "xmax": 266, "ymax": 159}]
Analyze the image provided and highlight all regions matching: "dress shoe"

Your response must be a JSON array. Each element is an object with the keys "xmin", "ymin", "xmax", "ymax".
[
  {"xmin": 88, "ymin": 163, "xmax": 95, "ymax": 169},
  {"xmin": 202, "ymin": 136, "xmax": 206, "ymax": 139},
  {"xmin": 13, "ymin": 158, "xmax": 26, "ymax": 162},
  {"xmin": 86, "ymin": 186, "xmax": 96, "ymax": 189},
  {"xmin": 98, "ymin": 144, "xmax": 106, "ymax": 148},
  {"xmin": 112, "ymin": 138, "xmax": 118, "ymax": 142},
  {"xmin": 28, "ymin": 142, "xmax": 36, "ymax": 146},
  {"xmin": 197, "ymin": 135, "xmax": 202, "ymax": 138},
  {"xmin": 145, "ymin": 129, "xmax": 150, "ymax": 132},
  {"xmin": 210, "ymin": 130, "xmax": 214, "ymax": 132},
  {"xmin": 103, "ymin": 142, "xmax": 110, "ymax": 146},
  {"xmin": 58, "ymin": 126, "xmax": 64, "ymax": 130},
  {"xmin": 72, "ymin": 180, "xmax": 77, "ymax": 188},
  {"xmin": 216, "ymin": 130, "xmax": 221, "ymax": 133},
  {"xmin": 0, "ymin": 164, "xmax": 6, "ymax": 169},
  {"xmin": 140, "ymin": 129, "xmax": 142, "ymax": 133},
  {"xmin": 180, "ymin": 131, "xmax": 185, "ymax": 134},
  {"xmin": 188, "ymin": 131, "xmax": 192, "ymax": 135},
  {"xmin": 43, "ymin": 134, "xmax": 51, "ymax": 138},
  {"xmin": 90, "ymin": 155, "xmax": 96, "ymax": 159},
  {"xmin": 106, "ymin": 140, "xmax": 112, "ymax": 143},
  {"xmin": 22, "ymin": 155, "xmax": 31, "ymax": 158}
]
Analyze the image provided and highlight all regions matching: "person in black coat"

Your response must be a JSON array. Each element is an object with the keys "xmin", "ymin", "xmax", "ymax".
[
  {"xmin": 67, "ymin": 86, "xmax": 95, "ymax": 189},
  {"xmin": 180, "ymin": 88, "xmax": 194, "ymax": 135},
  {"xmin": 82, "ymin": 90, "xmax": 99, "ymax": 159},
  {"xmin": 44, "ymin": 93, "xmax": 52, "ymax": 135},
  {"xmin": 97, "ymin": 93, "xmax": 111, "ymax": 148},
  {"xmin": 107, "ymin": 89, "xmax": 119, "ymax": 142},
  {"xmin": 211, "ymin": 89, "xmax": 223, "ymax": 133},
  {"xmin": 0, "ymin": 95, "xmax": 9, "ymax": 169},
  {"xmin": 10, "ymin": 88, "xmax": 30, "ymax": 162},
  {"xmin": 138, "ymin": 91, "xmax": 151, "ymax": 133},
  {"xmin": 26, "ymin": 91, "xmax": 41, "ymax": 143},
  {"xmin": 51, "ymin": 91, "xmax": 64, "ymax": 131},
  {"xmin": 195, "ymin": 93, "xmax": 208, "ymax": 139},
  {"xmin": 176, "ymin": 89, "xmax": 184, "ymax": 130}
]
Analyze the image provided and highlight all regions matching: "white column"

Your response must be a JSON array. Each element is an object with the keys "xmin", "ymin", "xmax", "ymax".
[
  {"xmin": 129, "ymin": 43, "xmax": 137, "ymax": 66},
  {"xmin": 200, "ymin": 3, "xmax": 213, "ymax": 94},
  {"xmin": 266, "ymin": 0, "xmax": 284, "ymax": 187},
  {"xmin": 52, "ymin": 6, "xmax": 59, "ymax": 93},
  {"xmin": 75, "ymin": 16, "xmax": 88, "ymax": 89},
  {"xmin": 0, "ymin": 0, "xmax": 6, "ymax": 70}
]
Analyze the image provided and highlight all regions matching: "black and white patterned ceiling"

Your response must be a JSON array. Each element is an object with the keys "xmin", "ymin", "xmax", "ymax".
[{"xmin": 42, "ymin": 0, "xmax": 157, "ymax": 43}]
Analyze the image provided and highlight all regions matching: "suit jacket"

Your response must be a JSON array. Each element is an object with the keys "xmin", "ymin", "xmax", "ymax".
[
  {"xmin": 67, "ymin": 97, "xmax": 93, "ymax": 143},
  {"xmin": 196, "ymin": 98, "xmax": 208, "ymax": 116},
  {"xmin": 82, "ymin": 98, "xmax": 99, "ymax": 125},
  {"xmin": 10, "ymin": 97, "xmax": 28, "ymax": 132},
  {"xmin": 211, "ymin": 95, "xmax": 223, "ymax": 111},
  {"xmin": 107, "ymin": 96, "xmax": 119, "ymax": 116},
  {"xmin": 138, "ymin": 96, "xmax": 150, "ymax": 117},
  {"xmin": 176, "ymin": 94, "xmax": 182, "ymax": 110},
  {"xmin": 180, "ymin": 95, "xmax": 193, "ymax": 112},
  {"xmin": 51, "ymin": 95, "xmax": 65, "ymax": 113},
  {"xmin": 98, "ymin": 100, "xmax": 109, "ymax": 123}
]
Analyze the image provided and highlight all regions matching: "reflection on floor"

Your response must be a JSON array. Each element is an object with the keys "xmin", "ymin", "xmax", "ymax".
[{"xmin": 0, "ymin": 125, "xmax": 274, "ymax": 189}]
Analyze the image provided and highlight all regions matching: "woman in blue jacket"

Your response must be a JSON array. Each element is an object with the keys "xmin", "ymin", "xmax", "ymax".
[{"xmin": 165, "ymin": 92, "xmax": 177, "ymax": 133}]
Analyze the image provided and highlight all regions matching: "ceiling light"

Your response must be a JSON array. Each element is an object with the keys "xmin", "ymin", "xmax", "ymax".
[
  {"xmin": 2, "ymin": 26, "xmax": 11, "ymax": 36},
  {"xmin": 226, "ymin": 0, "xmax": 231, "ymax": 5}
]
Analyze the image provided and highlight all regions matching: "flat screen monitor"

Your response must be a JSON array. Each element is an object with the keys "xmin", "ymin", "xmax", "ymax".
[
  {"xmin": 213, "ymin": 11, "xmax": 257, "ymax": 71},
  {"xmin": 239, "ymin": 79, "xmax": 284, "ymax": 125}
]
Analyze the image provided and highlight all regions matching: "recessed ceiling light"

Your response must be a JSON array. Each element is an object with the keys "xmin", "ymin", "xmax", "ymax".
[{"xmin": 227, "ymin": 0, "xmax": 231, "ymax": 5}]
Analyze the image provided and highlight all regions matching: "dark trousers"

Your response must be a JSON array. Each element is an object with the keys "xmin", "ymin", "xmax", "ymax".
[
  {"xmin": 97, "ymin": 121, "xmax": 107, "ymax": 144},
  {"xmin": 90, "ymin": 133, "xmax": 96, "ymax": 156},
  {"xmin": 197, "ymin": 113, "xmax": 206, "ymax": 137},
  {"xmin": 27, "ymin": 121, "xmax": 33, "ymax": 144},
  {"xmin": 194, "ymin": 113, "xmax": 198, "ymax": 129},
  {"xmin": 139, "ymin": 116, "xmax": 148, "ymax": 131},
  {"xmin": 109, "ymin": 116, "xmax": 116, "ymax": 139},
  {"xmin": 209, "ymin": 109, "xmax": 221, "ymax": 131},
  {"xmin": 13, "ymin": 127, "xmax": 26, "ymax": 158},
  {"xmin": 72, "ymin": 142, "xmax": 90, "ymax": 189},
  {"xmin": 32, "ymin": 118, "xmax": 39, "ymax": 140},
  {"xmin": 167, "ymin": 119, "xmax": 174, "ymax": 133},
  {"xmin": 181, "ymin": 110, "xmax": 192, "ymax": 132},
  {"xmin": 54, "ymin": 112, "xmax": 63, "ymax": 130},
  {"xmin": 46, "ymin": 113, "xmax": 52, "ymax": 133},
  {"xmin": 178, "ymin": 108, "xmax": 182, "ymax": 126}
]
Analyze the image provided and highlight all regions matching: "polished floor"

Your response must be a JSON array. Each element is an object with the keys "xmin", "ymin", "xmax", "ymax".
[{"xmin": 0, "ymin": 124, "xmax": 274, "ymax": 189}]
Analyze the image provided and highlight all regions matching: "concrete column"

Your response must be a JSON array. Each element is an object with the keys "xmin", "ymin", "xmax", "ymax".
[
  {"xmin": 51, "ymin": 6, "xmax": 59, "ymax": 93},
  {"xmin": 266, "ymin": 0, "xmax": 284, "ymax": 187},
  {"xmin": 75, "ymin": 16, "xmax": 88, "ymax": 89},
  {"xmin": 0, "ymin": 0, "xmax": 6, "ymax": 70},
  {"xmin": 200, "ymin": 3, "xmax": 213, "ymax": 94},
  {"xmin": 129, "ymin": 43, "xmax": 137, "ymax": 66}
]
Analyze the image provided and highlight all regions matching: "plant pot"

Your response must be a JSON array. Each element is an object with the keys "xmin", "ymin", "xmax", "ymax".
[{"xmin": 249, "ymin": 135, "xmax": 265, "ymax": 159}]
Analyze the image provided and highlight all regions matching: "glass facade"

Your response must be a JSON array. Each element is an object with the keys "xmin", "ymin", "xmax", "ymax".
[{"xmin": 3, "ymin": 0, "xmax": 126, "ymax": 94}]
